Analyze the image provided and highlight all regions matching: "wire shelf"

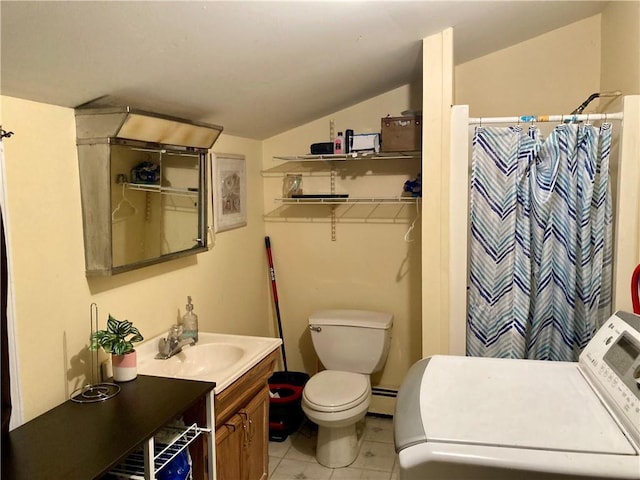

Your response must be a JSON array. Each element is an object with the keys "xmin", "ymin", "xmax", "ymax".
[
  {"xmin": 108, "ymin": 423, "xmax": 209, "ymax": 479},
  {"xmin": 264, "ymin": 152, "xmax": 421, "ymax": 237},
  {"xmin": 125, "ymin": 183, "xmax": 199, "ymax": 197},
  {"xmin": 273, "ymin": 151, "xmax": 420, "ymax": 161},
  {"xmin": 262, "ymin": 153, "xmax": 420, "ymax": 177},
  {"xmin": 277, "ymin": 196, "xmax": 419, "ymax": 205},
  {"xmin": 264, "ymin": 198, "xmax": 420, "ymax": 224}
]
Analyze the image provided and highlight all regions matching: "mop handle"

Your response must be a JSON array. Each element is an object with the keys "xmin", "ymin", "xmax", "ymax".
[
  {"xmin": 265, "ymin": 237, "xmax": 278, "ymax": 302},
  {"xmin": 265, "ymin": 236, "xmax": 288, "ymax": 371}
]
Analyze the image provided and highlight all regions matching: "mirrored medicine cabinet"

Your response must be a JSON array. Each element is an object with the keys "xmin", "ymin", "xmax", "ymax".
[{"xmin": 75, "ymin": 106, "xmax": 223, "ymax": 275}]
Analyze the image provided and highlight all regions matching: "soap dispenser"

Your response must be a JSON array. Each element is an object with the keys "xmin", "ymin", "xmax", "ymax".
[{"xmin": 181, "ymin": 296, "xmax": 199, "ymax": 343}]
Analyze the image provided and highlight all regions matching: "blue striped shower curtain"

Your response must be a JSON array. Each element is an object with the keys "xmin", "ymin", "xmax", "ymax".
[{"xmin": 467, "ymin": 123, "xmax": 613, "ymax": 361}]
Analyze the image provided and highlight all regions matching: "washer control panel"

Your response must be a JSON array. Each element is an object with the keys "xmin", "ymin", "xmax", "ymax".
[{"xmin": 581, "ymin": 311, "xmax": 640, "ymax": 445}]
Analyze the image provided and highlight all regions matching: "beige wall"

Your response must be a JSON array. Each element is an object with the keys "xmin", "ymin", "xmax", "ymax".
[
  {"xmin": 262, "ymin": 85, "xmax": 423, "ymax": 396},
  {"xmin": 601, "ymin": 3, "xmax": 640, "ymax": 312},
  {"xmin": 455, "ymin": 15, "xmax": 602, "ymax": 116},
  {"xmin": 613, "ymin": 96, "xmax": 640, "ymax": 313},
  {"xmin": 601, "ymin": 1, "xmax": 640, "ymax": 97},
  {"xmin": 1, "ymin": 96, "xmax": 272, "ymax": 421},
  {"xmin": 421, "ymin": 29, "xmax": 454, "ymax": 359}
]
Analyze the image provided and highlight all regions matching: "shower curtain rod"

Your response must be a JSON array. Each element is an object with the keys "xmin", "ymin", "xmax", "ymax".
[{"xmin": 468, "ymin": 111, "xmax": 623, "ymax": 125}]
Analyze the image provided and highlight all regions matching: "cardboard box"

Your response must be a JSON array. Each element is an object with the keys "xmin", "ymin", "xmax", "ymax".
[{"xmin": 380, "ymin": 116, "xmax": 422, "ymax": 152}]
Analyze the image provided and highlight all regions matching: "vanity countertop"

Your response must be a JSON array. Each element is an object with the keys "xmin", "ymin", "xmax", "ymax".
[{"xmin": 2, "ymin": 375, "xmax": 215, "ymax": 480}]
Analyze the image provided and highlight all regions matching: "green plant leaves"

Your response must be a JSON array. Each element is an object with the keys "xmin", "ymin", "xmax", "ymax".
[{"xmin": 88, "ymin": 314, "xmax": 144, "ymax": 355}]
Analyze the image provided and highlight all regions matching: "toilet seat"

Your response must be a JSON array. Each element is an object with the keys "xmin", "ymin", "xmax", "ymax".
[{"xmin": 303, "ymin": 370, "xmax": 370, "ymax": 413}]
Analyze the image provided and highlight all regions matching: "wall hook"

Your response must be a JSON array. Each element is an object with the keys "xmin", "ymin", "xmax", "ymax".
[{"xmin": 0, "ymin": 128, "xmax": 15, "ymax": 139}]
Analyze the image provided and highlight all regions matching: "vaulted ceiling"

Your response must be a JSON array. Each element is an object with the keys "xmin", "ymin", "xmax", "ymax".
[{"xmin": 1, "ymin": 1, "xmax": 607, "ymax": 139}]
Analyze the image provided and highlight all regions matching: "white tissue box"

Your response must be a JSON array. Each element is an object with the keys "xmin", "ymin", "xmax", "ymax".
[{"xmin": 350, "ymin": 133, "xmax": 380, "ymax": 153}]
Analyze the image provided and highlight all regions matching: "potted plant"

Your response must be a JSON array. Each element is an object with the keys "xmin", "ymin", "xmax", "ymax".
[{"xmin": 89, "ymin": 314, "xmax": 144, "ymax": 382}]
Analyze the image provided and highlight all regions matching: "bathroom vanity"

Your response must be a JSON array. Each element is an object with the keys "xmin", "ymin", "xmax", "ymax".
[
  {"xmin": 214, "ymin": 348, "xmax": 278, "ymax": 480},
  {"xmin": 135, "ymin": 331, "xmax": 282, "ymax": 480},
  {"xmin": 2, "ymin": 375, "xmax": 215, "ymax": 479}
]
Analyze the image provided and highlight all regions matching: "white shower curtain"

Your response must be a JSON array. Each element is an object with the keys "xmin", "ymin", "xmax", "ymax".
[
  {"xmin": 467, "ymin": 122, "xmax": 613, "ymax": 361},
  {"xmin": 1, "ymin": 137, "xmax": 24, "ymax": 427}
]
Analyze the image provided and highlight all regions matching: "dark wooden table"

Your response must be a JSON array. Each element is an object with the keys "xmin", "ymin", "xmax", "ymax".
[{"xmin": 2, "ymin": 375, "xmax": 215, "ymax": 479}]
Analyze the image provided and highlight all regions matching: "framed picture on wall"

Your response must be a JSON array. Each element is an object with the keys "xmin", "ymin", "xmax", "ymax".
[{"xmin": 213, "ymin": 153, "xmax": 247, "ymax": 232}]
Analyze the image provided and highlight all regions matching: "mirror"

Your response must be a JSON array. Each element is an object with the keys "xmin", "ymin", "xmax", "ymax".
[
  {"xmin": 77, "ymin": 139, "xmax": 209, "ymax": 275},
  {"xmin": 75, "ymin": 107, "xmax": 221, "ymax": 276},
  {"xmin": 109, "ymin": 143, "xmax": 206, "ymax": 270}
]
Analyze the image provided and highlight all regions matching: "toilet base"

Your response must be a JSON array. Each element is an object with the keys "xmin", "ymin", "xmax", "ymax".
[{"xmin": 316, "ymin": 417, "xmax": 366, "ymax": 468}]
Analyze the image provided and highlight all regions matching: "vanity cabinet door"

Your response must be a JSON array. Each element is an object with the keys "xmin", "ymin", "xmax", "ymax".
[
  {"xmin": 216, "ymin": 386, "xmax": 269, "ymax": 480},
  {"xmin": 215, "ymin": 414, "xmax": 244, "ymax": 480},
  {"xmin": 214, "ymin": 350, "xmax": 277, "ymax": 480},
  {"xmin": 242, "ymin": 385, "xmax": 269, "ymax": 480}
]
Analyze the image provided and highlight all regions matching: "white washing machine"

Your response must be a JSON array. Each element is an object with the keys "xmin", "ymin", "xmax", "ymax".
[{"xmin": 394, "ymin": 311, "xmax": 640, "ymax": 479}]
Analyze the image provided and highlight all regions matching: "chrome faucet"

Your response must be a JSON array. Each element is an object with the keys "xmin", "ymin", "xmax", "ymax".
[{"xmin": 155, "ymin": 325, "xmax": 195, "ymax": 359}]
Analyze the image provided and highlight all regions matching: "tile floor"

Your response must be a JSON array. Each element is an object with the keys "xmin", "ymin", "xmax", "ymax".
[{"xmin": 268, "ymin": 415, "xmax": 399, "ymax": 480}]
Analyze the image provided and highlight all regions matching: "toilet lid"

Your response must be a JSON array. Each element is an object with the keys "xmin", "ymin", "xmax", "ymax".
[{"xmin": 303, "ymin": 371, "xmax": 370, "ymax": 413}]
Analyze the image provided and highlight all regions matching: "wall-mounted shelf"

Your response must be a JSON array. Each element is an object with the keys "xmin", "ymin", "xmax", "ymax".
[
  {"xmin": 265, "ymin": 152, "xmax": 421, "ymax": 239},
  {"xmin": 273, "ymin": 151, "xmax": 420, "ymax": 162},
  {"xmin": 278, "ymin": 196, "xmax": 416, "ymax": 205},
  {"xmin": 265, "ymin": 197, "xmax": 420, "ymax": 225},
  {"xmin": 125, "ymin": 182, "xmax": 199, "ymax": 197},
  {"xmin": 262, "ymin": 151, "xmax": 420, "ymax": 177}
]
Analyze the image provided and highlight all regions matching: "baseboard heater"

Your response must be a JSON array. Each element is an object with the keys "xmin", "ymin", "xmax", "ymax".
[{"xmin": 372, "ymin": 386, "xmax": 398, "ymax": 398}]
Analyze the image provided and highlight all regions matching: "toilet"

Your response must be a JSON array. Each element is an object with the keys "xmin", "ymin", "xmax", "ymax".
[{"xmin": 302, "ymin": 309, "xmax": 393, "ymax": 468}]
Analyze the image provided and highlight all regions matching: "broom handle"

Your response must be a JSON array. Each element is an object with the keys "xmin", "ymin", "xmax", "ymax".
[{"xmin": 265, "ymin": 236, "xmax": 288, "ymax": 372}]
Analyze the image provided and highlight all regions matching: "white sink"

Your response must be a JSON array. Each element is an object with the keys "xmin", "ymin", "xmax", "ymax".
[{"xmin": 136, "ymin": 332, "xmax": 282, "ymax": 393}]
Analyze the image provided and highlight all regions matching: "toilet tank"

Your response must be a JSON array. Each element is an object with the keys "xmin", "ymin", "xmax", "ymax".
[{"xmin": 309, "ymin": 309, "xmax": 393, "ymax": 374}]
